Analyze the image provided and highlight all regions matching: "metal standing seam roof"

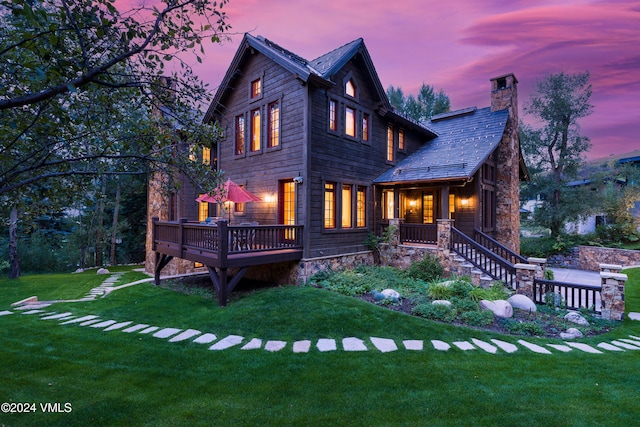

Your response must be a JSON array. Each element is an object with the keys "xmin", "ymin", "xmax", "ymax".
[{"xmin": 374, "ymin": 107, "xmax": 509, "ymax": 184}]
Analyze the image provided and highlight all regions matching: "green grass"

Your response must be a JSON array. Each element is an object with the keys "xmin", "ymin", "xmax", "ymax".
[{"xmin": 1, "ymin": 266, "xmax": 640, "ymax": 426}]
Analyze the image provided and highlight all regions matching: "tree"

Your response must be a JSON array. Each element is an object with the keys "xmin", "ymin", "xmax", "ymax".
[
  {"xmin": 520, "ymin": 71, "xmax": 593, "ymax": 237},
  {"xmin": 1, "ymin": 0, "xmax": 229, "ymax": 277},
  {"xmin": 386, "ymin": 83, "xmax": 450, "ymax": 123}
]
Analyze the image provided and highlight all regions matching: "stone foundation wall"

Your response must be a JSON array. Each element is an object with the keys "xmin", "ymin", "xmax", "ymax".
[
  {"xmin": 578, "ymin": 246, "xmax": 640, "ymax": 271},
  {"xmin": 296, "ymin": 251, "xmax": 375, "ymax": 284},
  {"xmin": 379, "ymin": 244, "xmax": 437, "ymax": 269}
]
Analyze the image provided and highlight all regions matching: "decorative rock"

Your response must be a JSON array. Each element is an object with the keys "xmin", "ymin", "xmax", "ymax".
[
  {"xmin": 370, "ymin": 290, "xmax": 386, "ymax": 301},
  {"xmin": 381, "ymin": 289, "xmax": 400, "ymax": 300},
  {"xmin": 96, "ymin": 268, "xmax": 110, "ymax": 275},
  {"xmin": 507, "ymin": 294, "xmax": 537, "ymax": 312},
  {"xmin": 564, "ymin": 311, "xmax": 589, "ymax": 326},
  {"xmin": 480, "ymin": 300, "xmax": 513, "ymax": 318},
  {"xmin": 560, "ymin": 327, "xmax": 583, "ymax": 339},
  {"xmin": 432, "ymin": 300, "xmax": 452, "ymax": 306},
  {"xmin": 73, "ymin": 268, "xmax": 84, "ymax": 274}
]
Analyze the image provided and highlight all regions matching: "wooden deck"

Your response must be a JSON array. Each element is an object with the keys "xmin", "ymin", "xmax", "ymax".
[{"xmin": 152, "ymin": 218, "xmax": 303, "ymax": 305}]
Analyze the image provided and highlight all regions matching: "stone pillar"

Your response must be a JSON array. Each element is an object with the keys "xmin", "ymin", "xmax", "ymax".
[
  {"xmin": 514, "ymin": 263, "xmax": 538, "ymax": 299},
  {"xmin": 388, "ymin": 218, "xmax": 402, "ymax": 247},
  {"xmin": 436, "ymin": 219, "xmax": 453, "ymax": 255},
  {"xmin": 600, "ymin": 272, "xmax": 627, "ymax": 321},
  {"xmin": 527, "ymin": 257, "xmax": 547, "ymax": 280},
  {"xmin": 600, "ymin": 263, "xmax": 623, "ymax": 274}
]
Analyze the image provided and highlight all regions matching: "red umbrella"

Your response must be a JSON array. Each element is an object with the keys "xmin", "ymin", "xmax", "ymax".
[{"xmin": 197, "ymin": 179, "xmax": 262, "ymax": 220}]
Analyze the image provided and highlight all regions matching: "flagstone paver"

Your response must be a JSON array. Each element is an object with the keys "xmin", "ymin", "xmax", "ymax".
[
  {"xmin": 41, "ymin": 312, "xmax": 74, "ymax": 320},
  {"xmin": 597, "ymin": 342, "xmax": 625, "ymax": 351},
  {"xmin": 169, "ymin": 329, "xmax": 201, "ymax": 342},
  {"xmin": 490, "ymin": 339, "xmax": 518, "ymax": 353},
  {"xmin": 293, "ymin": 340, "xmax": 311, "ymax": 353},
  {"xmin": 61, "ymin": 315, "xmax": 98, "ymax": 325},
  {"xmin": 611, "ymin": 340, "xmax": 640, "ymax": 350},
  {"xmin": 403, "ymin": 340, "xmax": 423, "ymax": 351},
  {"xmin": 122, "ymin": 324, "xmax": 150, "ymax": 333},
  {"xmin": 432, "ymin": 340, "xmax": 451, "ymax": 351},
  {"xmin": 518, "ymin": 340, "xmax": 552, "ymax": 354},
  {"xmin": 619, "ymin": 338, "xmax": 640, "ymax": 346},
  {"xmin": 153, "ymin": 328, "xmax": 182, "ymax": 339},
  {"xmin": 90, "ymin": 320, "xmax": 118, "ymax": 329},
  {"xmin": 547, "ymin": 344, "xmax": 573, "ymax": 353},
  {"xmin": 565, "ymin": 342, "xmax": 603, "ymax": 354},
  {"xmin": 139, "ymin": 326, "xmax": 160, "ymax": 334},
  {"xmin": 79, "ymin": 318, "xmax": 105, "ymax": 326},
  {"xmin": 628, "ymin": 312, "xmax": 640, "ymax": 321},
  {"xmin": 265, "ymin": 341, "xmax": 287, "ymax": 352},
  {"xmin": 0, "ymin": 310, "xmax": 14, "ymax": 316},
  {"xmin": 370, "ymin": 337, "xmax": 397, "ymax": 353},
  {"xmin": 317, "ymin": 338, "xmax": 337, "ymax": 352},
  {"xmin": 343, "ymin": 337, "xmax": 368, "ymax": 351},
  {"xmin": 471, "ymin": 338, "xmax": 498, "ymax": 354},
  {"xmin": 453, "ymin": 341, "xmax": 475, "ymax": 351},
  {"xmin": 193, "ymin": 333, "xmax": 217, "ymax": 344},
  {"xmin": 20, "ymin": 309, "xmax": 47, "ymax": 315},
  {"xmin": 209, "ymin": 335, "xmax": 244, "ymax": 350},
  {"xmin": 104, "ymin": 321, "xmax": 133, "ymax": 331},
  {"xmin": 241, "ymin": 338, "xmax": 262, "ymax": 350}
]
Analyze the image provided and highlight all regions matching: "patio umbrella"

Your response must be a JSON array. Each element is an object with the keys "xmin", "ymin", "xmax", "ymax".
[{"xmin": 196, "ymin": 179, "xmax": 262, "ymax": 220}]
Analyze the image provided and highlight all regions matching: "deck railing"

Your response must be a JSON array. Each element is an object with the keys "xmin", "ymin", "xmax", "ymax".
[
  {"xmin": 451, "ymin": 227, "xmax": 517, "ymax": 288},
  {"xmin": 533, "ymin": 279, "xmax": 601, "ymax": 313},
  {"xmin": 399, "ymin": 223, "xmax": 437, "ymax": 245}
]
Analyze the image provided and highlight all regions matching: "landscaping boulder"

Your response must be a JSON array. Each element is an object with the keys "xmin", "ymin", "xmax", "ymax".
[
  {"xmin": 480, "ymin": 300, "xmax": 513, "ymax": 318},
  {"xmin": 432, "ymin": 300, "xmax": 452, "ymax": 307},
  {"xmin": 564, "ymin": 311, "xmax": 589, "ymax": 326},
  {"xmin": 381, "ymin": 289, "xmax": 400, "ymax": 301},
  {"xmin": 96, "ymin": 268, "xmax": 110, "ymax": 275},
  {"xmin": 560, "ymin": 328, "xmax": 584, "ymax": 339},
  {"xmin": 507, "ymin": 294, "xmax": 537, "ymax": 312},
  {"xmin": 73, "ymin": 268, "xmax": 84, "ymax": 274},
  {"xmin": 370, "ymin": 290, "xmax": 386, "ymax": 301}
]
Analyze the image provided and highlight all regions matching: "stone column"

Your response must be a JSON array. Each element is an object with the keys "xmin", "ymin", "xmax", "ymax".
[
  {"xmin": 436, "ymin": 219, "xmax": 453, "ymax": 255},
  {"xmin": 514, "ymin": 263, "xmax": 538, "ymax": 299},
  {"xmin": 527, "ymin": 257, "xmax": 547, "ymax": 280},
  {"xmin": 600, "ymin": 271, "xmax": 627, "ymax": 321},
  {"xmin": 600, "ymin": 263, "xmax": 623, "ymax": 274},
  {"xmin": 387, "ymin": 218, "xmax": 402, "ymax": 247}
]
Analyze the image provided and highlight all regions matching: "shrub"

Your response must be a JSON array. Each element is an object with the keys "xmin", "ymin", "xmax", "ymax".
[
  {"xmin": 469, "ymin": 282, "xmax": 509, "ymax": 302},
  {"xmin": 450, "ymin": 297, "xmax": 478, "ymax": 313},
  {"xmin": 412, "ymin": 303, "xmax": 457, "ymax": 322},
  {"xmin": 449, "ymin": 278, "xmax": 474, "ymax": 298},
  {"xmin": 500, "ymin": 319, "xmax": 545, "ymax": 336},
  {"xmin": 426, "ymin": 281, "xmax": 453, "ymax": 300},
  {"xmin": 404, "ymin": 254, "xmax": 444, "ymax": 283},
  {"xmin": 459, "ymin": 310, "xmax": 495, "ymax": 327}
]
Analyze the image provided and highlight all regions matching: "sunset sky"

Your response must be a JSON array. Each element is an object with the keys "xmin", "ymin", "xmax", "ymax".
[{"xmin": 189, "ymin": 0, "xmax": 639, "ymax": 160}]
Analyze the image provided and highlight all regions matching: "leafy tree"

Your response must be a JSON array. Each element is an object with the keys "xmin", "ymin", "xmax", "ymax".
[
  {"xmin": 386, "ymin": 83, "xmax": 450, "ymax": 123},
  {"xmin": 1, "ymin": 0, "xmax": 230, "ymax": 277},
  {"xmin": 520, "ymin": 71, "xmax": 593, "ymax": 237}
]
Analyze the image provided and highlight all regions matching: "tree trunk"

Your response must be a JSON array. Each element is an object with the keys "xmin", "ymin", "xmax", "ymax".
[
  {"xmin": 110, "ymin": 182, "xmax": 121, "ymax": 266},
  {"xmin": 95, "ymin": 181, "xmax": 107, "ymax": 267},
  {"xmin": 9, "ymin": 207, "xmax": 20, "ymax": 279}
]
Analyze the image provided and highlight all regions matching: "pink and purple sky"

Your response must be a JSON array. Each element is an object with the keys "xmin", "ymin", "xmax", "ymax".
[{"xmin": 189, "ymin": 0, "xmax": 639, "ymax": 160}]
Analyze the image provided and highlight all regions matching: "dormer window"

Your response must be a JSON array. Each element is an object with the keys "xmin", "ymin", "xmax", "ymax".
[
  {"xmin": 251, "ymin": 78, "xmax": 262, "ymax": 98},
  {"xmin": 345, "ymin": 79, "xmax": 356, "ymax": 98}
]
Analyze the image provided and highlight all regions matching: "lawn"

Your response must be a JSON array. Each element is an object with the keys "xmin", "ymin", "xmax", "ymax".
[{"xmin": 0, "ymin": 267, "xmax": 639, "ymax": 426}]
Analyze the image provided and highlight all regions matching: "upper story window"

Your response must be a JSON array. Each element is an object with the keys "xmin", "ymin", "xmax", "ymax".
[
  {"xmin": 345, "ymin": 106, "xmax": 356, "ymax": 137},
  {"xmin": 386, "ymin": 125, "xmax": 394, "ymax": 162},
  {"xmin": 345, "ymin": 79, "xmax": 356, "ymax": 98},
  {"xmin": 202, "ymin": 146, "xmax": 211, "ymax": 165},
  {"xmin": 250, "ymin": 108, "xmax": 261, "ymax": 152},
  {"xmin": 329, "ymin": 100, "xmax": 337, "ymax": 131},
  {"xmin": 268, "ymin": 100, "xmax": 280, "ymax": 148},
  {"xmin": 235, "ymin": 115, "xmax": 245, "ymax": 156},
  {"xmin": 251, "ymin": 78, "xmax": 262, "ymax": 98},
  {"xmin": 398, "ymin": 129, "xmax": 405, "ymax": 151},
  {"xmin": 362, "ymin": 113, "xmax": 370, "ymax": 142}
]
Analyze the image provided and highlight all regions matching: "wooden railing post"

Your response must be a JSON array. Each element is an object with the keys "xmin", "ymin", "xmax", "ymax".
[
  {"xmin": 152, "ymin": 217, "xmax": 159, "ymax": 251},
  {"xmin": 217, "ymin": 220, "xmax": 228, "ymax": 268},
  {"xmin": 178, "ymin": 218, "xmax": 188, "ymax": 259}
]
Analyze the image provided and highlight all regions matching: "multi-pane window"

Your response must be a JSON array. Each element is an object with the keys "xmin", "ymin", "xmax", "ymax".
[
  {"xmin": 398, "ymin": 129, "xmax": 405, "ymax": 151},
  {"xmin": 387, "ymin": 127, "xmax": 393, "ymax": 159},
  {"xmin": 197, "ymin": 194, "xmax": 208, "ymax": 222},
  {"xmin": 235, "ymin": 115, "xmax": 245, "ymax": 155},
  {"xmin": 281, "ymin": 180, "xmax": 296, "ymax": 240},
  {"xmin": 345, "ymin": 79, "xmax": 356, "ymax": 97},
  {"xmin": 324, "ymin": 182, "xmax": 336, "ymax": 229},
  {"xmin": 382, "ymin": 189, "xmax": 394, "ymax": 220},
  {"xmin": 250, "ymin": 108, "xmax": 261, "ymax": 152},
  {"xmin": 357, "ymin": 187, "xmax": 366, "ymax": 227},
  {"xmin": 268, "ymin": 101, "xmax": 280, "ymax": 148},
  {"xmin": 342, "ymin": 185, "xmax": 352, "ymax": 228},
  {"xmin": 484, "ymin": 189, "xmax": 495, "ymax": 230},
  {"xmin": 345, "ymin": 106, "xmax": 356, "ymax": 137},
  {"xmin": 423, "ymin": 193, "xmax": 434, "ymax": 224},
  {"xmin": 251, "ymin": 78, "xmax": 261, "ymax": 98},
  {"xmin": 202, "ymin": 146, "xmax": 211, "ymax": 165},
  {"xmin": 362, "ymin": 113, "xmax": 370, "ymax": 142},
  {"xmin": 329, "ymin": 100, "xmax": 337, "ymax": 131},
  {"xmin": 449, "ymin": 194, "xmax": 456, "ymax": 219}
]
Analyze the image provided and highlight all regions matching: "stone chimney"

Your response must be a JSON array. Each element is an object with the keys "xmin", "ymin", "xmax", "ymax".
[{"xmin": 490, "ymin": 73, "xmax": 521, "ymax": 253}]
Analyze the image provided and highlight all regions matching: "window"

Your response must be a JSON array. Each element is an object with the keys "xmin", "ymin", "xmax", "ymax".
[
  {"xmin": 345, "ymin": 79, "xmax": 356, "ymax": 97},
  {"xmin": 398, "ymin": 129, "xmax": 405, "ymax": 151},
  {"xmin": 449, "ymin": 193, "xmax": 456, "ymax": 219},
  {"xmin": 357, "ymin": 186, "xmax": 366, "ymax": 227},
  {"xmin": 423, "ymin": 193, "xmax": 434, "ymax": 224},
  {"xmin": 386, "ymin": 125, "xmax": 394, "ymax": 162},
  {"xmin": 235, "ymin": 115, "xmax": 245, "ymax": 155},
  {"xmin": 235, "ymin": 185, "xmax": 246, "ymax": 215},
  {"xmin": 268, "ymin": 101, "xmax": 280, "ymax": 148},
  {"xmin": 280, "ymin": 180, "xmax": 296, "ymax": 240},
  {"xmin": 197, "ymin": 194, "xmax": 208, "ymax": 222},
  {"xmin": 251, "ymin": 78, "xmax": 261, "ymax": 98},
  {"xmin": 362, "ymin": 113, "xmax": 370, "ymax": 142},
  {"xmin": 324, "ymin": 182, "xmax": 336, "ymax": 229},
  {"xmin": 382, "ymin": 189, "xmax": 394, "ymax": 220},
  {"xmin": 250, "ymin": 108, "xmax": 261, "ymax": 152},
  {"xmin": 329, "ymin": 100, "xmax": 337, "ymax": 131},
  {"xmin": 342, "ymin": 185, "xmax": 352, "ymax": 228},
  {"xmin": 202, "ymin": 146, "xmax": 211, "ymax": 165},
  {"xmin": 345, "ymin": 106, "xmax": 356, "ymax": 137}
]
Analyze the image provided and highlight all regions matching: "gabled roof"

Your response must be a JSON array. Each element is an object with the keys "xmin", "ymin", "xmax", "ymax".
[
  {"xmin": 203, "ymin": 34, "xmax": 393, "ymax": 123},
  {"xmin": 374, "ymin": 107, "xmax": 509, "ymax": 184}
]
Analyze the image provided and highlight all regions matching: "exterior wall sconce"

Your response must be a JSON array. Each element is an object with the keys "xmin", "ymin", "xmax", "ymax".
[
  {"xmin": 264, "ymin": 194, "xmax": 276, "ymax": 203},
  {"xmin": 293, "ymin": 176, "xmax": 303, "ymax": 184},
  {"xmin": 461, "ymin": 198, "xmax": 469, "ymax": 207}
]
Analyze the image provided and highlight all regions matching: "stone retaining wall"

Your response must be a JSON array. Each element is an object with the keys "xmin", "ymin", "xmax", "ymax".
[{"xmin": 578, "ymin": 246, "xmax": 640, "ymax": 271}]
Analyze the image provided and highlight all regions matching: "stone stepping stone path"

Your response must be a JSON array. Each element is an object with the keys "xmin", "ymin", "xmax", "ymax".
[{"xmin": 2, "ymin": 307, "xmax": 640, "ymax": 357}]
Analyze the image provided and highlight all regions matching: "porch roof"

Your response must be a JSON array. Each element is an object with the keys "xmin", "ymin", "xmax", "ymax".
[{"xmin": 374, "ymin": 107, "xmax": 509, "ymax": 185}]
